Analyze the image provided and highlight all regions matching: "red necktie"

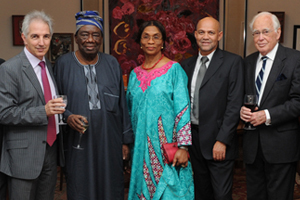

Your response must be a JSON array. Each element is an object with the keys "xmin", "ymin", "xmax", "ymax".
[{"xmin": 39, "ymin": 61, "xmax": 56, "ymax": 146}]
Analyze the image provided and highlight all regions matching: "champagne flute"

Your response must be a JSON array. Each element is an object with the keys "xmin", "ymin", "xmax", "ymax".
[
  {"xmin": 53, "ymin": 95, "xmax": 67, "ymax": 125},
  {"xmin": 243, "ymin": 94, "xmax": 258, "ymax": 130},
  {"xmin": 73, "ymin": 115, "xmax": 89, "ymax": 150}
]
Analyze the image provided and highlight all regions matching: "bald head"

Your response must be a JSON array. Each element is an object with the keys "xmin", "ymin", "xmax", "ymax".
[
  {"xmin": 197, "ymin": 17, "xmax": 221, "ymax": 32},
  {"xmin": 194, "ymin": 17, "xmax": 223, "ymax": 56}
]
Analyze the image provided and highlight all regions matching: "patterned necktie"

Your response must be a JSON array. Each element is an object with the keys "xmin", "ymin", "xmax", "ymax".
[
  {"xmin": 255, "ymin": 56, "xmax": 268, "ymax": 99},
  {"xmin": 39, "ymin": 61, "xmax": 56, "ymax": 146},
  {"xmin": 193, "ymin": 56, "xmax": 209, "ymax": 120}
]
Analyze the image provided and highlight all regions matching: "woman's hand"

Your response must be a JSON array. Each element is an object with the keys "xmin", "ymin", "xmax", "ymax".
[
  {"xmin": 122, "ymin": 144, "xmax": 130, "ymax": 160},
  {"xmin": 172, "ymin": 148, "xmax": 189, "ymax": 167}
]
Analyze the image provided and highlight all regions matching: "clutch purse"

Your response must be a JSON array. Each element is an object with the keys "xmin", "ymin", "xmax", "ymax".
[{"xmin": 162, "ymin": 142, "xmax": 189, "ymax": 164}]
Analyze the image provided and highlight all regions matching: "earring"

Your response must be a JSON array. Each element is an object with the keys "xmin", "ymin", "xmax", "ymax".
[
  {"xmin": 141, "ymin": 46, "xmax": 143, "ymax": 49},
  {"xmin": 161, "ymin": 46, "xmax": 163, "ymax": 49}
]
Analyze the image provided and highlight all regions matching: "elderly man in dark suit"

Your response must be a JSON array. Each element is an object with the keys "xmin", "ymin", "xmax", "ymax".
[
  {"xmin": 240, "ymin": 11, "xmax": 300, "ymax": 200},
  {"xmin": 0, "ymin": 11, "xmax": 65, "ymax": 200},
  {"xmin": 181, "ymin": 17, "xmax": 244, "ymax": 200}
]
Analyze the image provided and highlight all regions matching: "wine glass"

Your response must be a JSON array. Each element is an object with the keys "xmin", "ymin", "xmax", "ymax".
[
  {"xmin": 53, "ymin": 95, "xmax": 67, "ymax": 125},
  {"xmin": 53, "ymin": 95, "xmax": 67, "ymax": 108},
  {"xmin": 243, "ymin": 94, "xmax": 258, "ymax": 130},
  {"xmin": 73, "ymin": 115, "xmax": 89, "ymax": 150}
]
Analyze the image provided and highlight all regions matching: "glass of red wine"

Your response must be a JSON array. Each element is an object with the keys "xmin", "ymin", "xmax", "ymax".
[{"xmin": 244, "ymin": 94, "xmax": 257, "ymax": 130}]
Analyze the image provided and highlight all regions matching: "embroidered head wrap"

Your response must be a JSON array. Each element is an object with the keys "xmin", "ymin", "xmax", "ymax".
[{"xmin": 75, "ymin": 11, "xmax": 103, "ymax": 35}]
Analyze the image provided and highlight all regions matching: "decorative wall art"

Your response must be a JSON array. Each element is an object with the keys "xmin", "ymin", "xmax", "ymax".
[
  {"xmin": 12, "ymin": 15, "xmax": 25, "ymax": 46},
  {"xmin": 49, "ymin": 33, "xmax": 74, "ymax": 63},
  {"xmin": 293, "ymin": 25, "xmax": 300, "ymax": 50},
  {"xmin": 109, "ymin": 0, "xmax": 219, "ymax": 73},
  {"xmin": 270, "ymin": 12, "xmax": 284, "ymax": 43}
]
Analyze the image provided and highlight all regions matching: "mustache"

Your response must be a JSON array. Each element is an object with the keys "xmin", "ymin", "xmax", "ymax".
[{"xmin": 200, "ymin": 39, "xmax": 211, "ymax": 42}]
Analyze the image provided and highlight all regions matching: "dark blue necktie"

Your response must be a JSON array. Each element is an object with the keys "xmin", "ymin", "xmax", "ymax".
[{"xmin": 255, "ymin": 56, "xmax": 268, "ymax": 98}]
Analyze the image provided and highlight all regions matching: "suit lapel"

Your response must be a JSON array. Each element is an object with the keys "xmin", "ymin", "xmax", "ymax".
[
  {"xmin": 184, "ymin": 56, "xmax": 197, "ymax": 94},
  {"xmin": 201, "ymin": 48, "xmax": 222, "ymax": 88},
  {"xmin": 20, "ymin": 51, "xmax": 45, "ymax": 104},
  {"xmin": 260, "ymin": 45, "xmax": 286, "ymax": 106},
  {"xmin": 185, "ymin": 56, "xmax": 197, "ymax": 80},
  {"xmin": 46, "ymin": 59, "xmax": 59, "ymax": 94},
  {"xmin": 247, "ymin": 53, "xmax": 259, "ymax": 95}
]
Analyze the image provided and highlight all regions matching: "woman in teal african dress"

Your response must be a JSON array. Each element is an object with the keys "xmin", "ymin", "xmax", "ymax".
[{"xmin": 126, "ymin": 21, "xmax": 194, "ymax": 200}]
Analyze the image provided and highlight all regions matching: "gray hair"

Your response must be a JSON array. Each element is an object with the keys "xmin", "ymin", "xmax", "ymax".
[
  {"xmin": 249, "ymin": 11, "xmax": 280, "ymax": 32},
  {"xmin": 22, "ymin": 10, "xmax": 53, "ymax": 38}
]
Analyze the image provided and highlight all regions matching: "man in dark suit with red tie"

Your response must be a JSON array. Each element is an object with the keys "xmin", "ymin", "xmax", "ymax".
[
  {"xmin": 181, "ymin": 17, "xmax": 244, "ymax": 199},
  {"xmin": 240, "ymin": 12, "xmax": 300, "ymax": 200}
]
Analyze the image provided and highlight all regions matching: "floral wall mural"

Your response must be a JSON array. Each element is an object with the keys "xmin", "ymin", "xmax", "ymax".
[{"xmin": 109, "ymin": 0, "xmax": 219, "ymax": 74}]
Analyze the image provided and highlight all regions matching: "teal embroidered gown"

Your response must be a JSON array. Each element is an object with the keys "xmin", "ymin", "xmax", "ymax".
[{"xmin": 126, "ymin": 61, "xmax": 194, "ymax": 200}]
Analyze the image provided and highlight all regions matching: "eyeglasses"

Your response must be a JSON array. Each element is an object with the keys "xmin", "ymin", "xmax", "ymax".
[
  {"xmin": 141, "ymin": 34, "xmax": 162, "ymax": 42},
  {"xmin": 252, "ymin": 29, "xmax": 272, "ymax": 37}
]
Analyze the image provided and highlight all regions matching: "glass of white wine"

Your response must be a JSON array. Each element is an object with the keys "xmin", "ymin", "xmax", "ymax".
[
  {"xmin": 53, "ymin": 95, "xmax": 67, "ymax": 108},
  {"xmin": 73, "ymin": 115, "xmax": 89, "ymax": 150},
  {"xmin": 53, "ymin": 95, "xmax": 67, "ymax": 125}
]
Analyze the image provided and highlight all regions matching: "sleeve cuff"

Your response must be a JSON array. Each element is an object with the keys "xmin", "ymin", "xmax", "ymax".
[{"xmin": 264, "ymin": 109, "xmax": 271, "ymax": 126}]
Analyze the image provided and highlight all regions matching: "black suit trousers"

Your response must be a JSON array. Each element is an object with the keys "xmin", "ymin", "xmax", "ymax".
[
  {"xmin": 189, "ymin": 125, "xmax": 234, "ymax": 200},
  {"xmin": 0, "ymin": 172, "xmax": 7, "ymax": 200},
  {"xmin": 246, "ymin": 139, "xmax": 296, "ymax": 200}
]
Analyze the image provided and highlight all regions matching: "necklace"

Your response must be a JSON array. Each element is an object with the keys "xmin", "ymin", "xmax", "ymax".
[{"xmin": 142, "ymin": 54, "xmax": 164, "ymax": 70}]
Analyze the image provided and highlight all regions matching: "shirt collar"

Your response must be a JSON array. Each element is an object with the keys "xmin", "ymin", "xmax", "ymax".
[
  {"xmin": 198, "ymin": 49, "xmax": 216, "ymax": 62},
  {"xmin": 24, "ymin": 47, "xmax": 46, "ymax": 69},
  {"xmin": 258, "ymin": 43, "xmax": 278, "ymax": 62}
]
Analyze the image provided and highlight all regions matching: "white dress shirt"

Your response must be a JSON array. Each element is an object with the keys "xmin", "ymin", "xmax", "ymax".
[
  {"xmin": 24, "ymin": 47, "xmax": 59, "ymax": 133},
  {"xmin": 255, "ymin": 43, "xmax": 279, "ymax": 125}
]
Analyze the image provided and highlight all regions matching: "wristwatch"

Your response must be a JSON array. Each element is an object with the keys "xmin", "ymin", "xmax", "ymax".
[{"xmin": 179, "ymin": 146, "xmax": 188, "ymax": 151}]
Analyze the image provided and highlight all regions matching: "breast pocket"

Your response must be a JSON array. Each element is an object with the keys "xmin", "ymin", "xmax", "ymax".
[
  {"xmin": 103, "ymin": 90, "xmax": 119, "ymax": 113},
  {"xmin": 275, "ymin": 79, "xmax": 288, "ymax": 87}
]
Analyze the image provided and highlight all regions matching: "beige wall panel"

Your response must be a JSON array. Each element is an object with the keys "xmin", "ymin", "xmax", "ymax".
[
  {"xmin": 0, "ymin": 0, "xmax": 80, "ymax": 60},
  {"xmin": 246, "ymin": 0, "xmax": 300, "ymax": 56}
]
